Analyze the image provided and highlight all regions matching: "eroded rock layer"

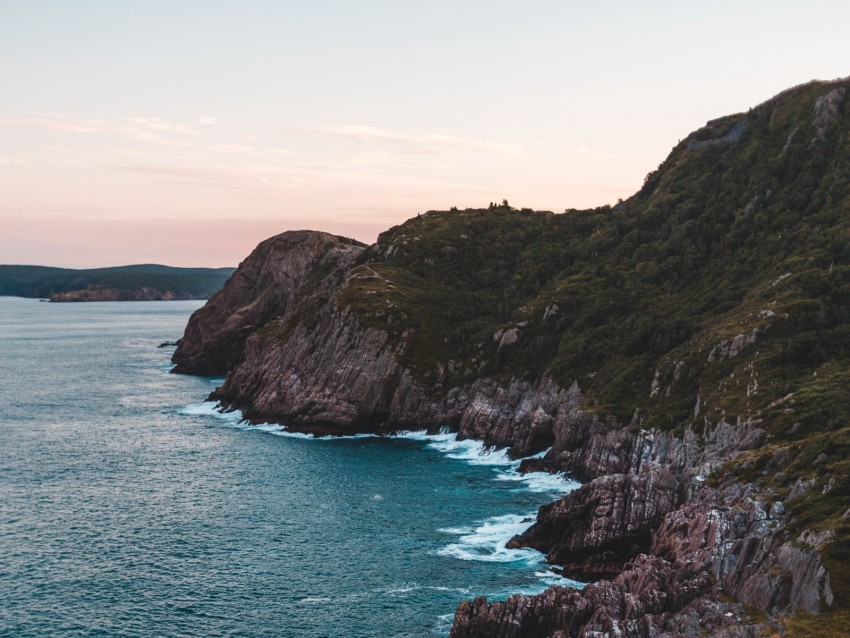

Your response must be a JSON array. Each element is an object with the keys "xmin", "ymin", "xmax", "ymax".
[{"xmin": 173, "ymin": 78, "xmax": 850, "ymax": 636}]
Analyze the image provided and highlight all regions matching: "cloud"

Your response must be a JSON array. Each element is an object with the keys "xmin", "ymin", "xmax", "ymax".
[
  {"xmin": 0, "ymin": 115, "xmax": 199, "ymax": 147},
  {"xmin": 575, "ymin": 146, "xmax": 626, "ymax": 160},
  {"xmin": 0, "ymin": 158, "xmax": 28, "ymax": 166},
  {"xmin": 305, "ymin": 125, "xmax": 524, "ymax": 157},
  {"xmin": 2, "ymin": 117, "xmax": 99, "ymax": 133},
  {"xmin": 208, "ymin": 143, "xmax": 257, "ymax": 155},
  {"xmin": 197, "ymin": 116, "xmax": 219, "ymax": 126},
  {"xmin": 107, "ymin": 164, "xmax": 212, "ymax": 178},
  {"xmin": 122, "ymin": 117, "xmax": 202, "ymax": 137}
]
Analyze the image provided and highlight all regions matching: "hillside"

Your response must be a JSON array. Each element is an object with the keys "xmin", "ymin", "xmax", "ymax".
[
  {"xmin": 173, "ymin": 78, "xmax": 850, "ymax": 636},
  {"xmin": 0, "ymin": 264, "xmax": 236, "ymax": 301}
]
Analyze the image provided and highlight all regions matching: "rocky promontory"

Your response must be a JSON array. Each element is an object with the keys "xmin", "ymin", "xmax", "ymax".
[{"xmin": 173, "ymin": 78, "xmax": 850, "ymax": 636}]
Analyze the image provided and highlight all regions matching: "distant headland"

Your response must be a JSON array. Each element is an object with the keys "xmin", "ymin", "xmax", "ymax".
[{"xmin": 0, "ymin": 264, "xmax": 235, "ymax": 302}]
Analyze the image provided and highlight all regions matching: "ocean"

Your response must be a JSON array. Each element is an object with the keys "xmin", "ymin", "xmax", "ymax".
[{"xmin": 0, "ymin": 297, "xmax": 579, "ymax": 637}]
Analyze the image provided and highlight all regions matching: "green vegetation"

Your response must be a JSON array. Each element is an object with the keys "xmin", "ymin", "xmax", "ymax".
[
  {"xmin": 0, "ymin": 264, "xmax": 235, "ymax": 299},
  {"xmin": 327, "ymin": 78, "xmax": 850, "ymax": 614}
]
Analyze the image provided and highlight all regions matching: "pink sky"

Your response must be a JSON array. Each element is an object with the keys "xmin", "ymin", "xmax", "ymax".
[{"xmin": 2, "ymin": 2, "xmax": 849, "ymax": 268}]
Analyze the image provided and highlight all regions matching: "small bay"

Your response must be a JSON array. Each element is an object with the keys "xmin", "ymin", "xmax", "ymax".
[{"xmin": 0, "ymin": 298, "xmax": 579, "ymax": 637}]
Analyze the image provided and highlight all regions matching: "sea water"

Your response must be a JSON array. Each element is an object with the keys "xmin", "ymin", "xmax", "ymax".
[{"xmin": 0, "ymin": 297, "xmax": 580, "ymax": 637}]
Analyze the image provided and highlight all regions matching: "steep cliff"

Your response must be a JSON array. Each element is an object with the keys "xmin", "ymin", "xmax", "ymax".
[
  {"xmin": 173, "ymin": 78, "xmax": 850, "ymax": 636},
  {"xmin": 172, "ymin": 231, "xmax": 364, "ymax": 375}
]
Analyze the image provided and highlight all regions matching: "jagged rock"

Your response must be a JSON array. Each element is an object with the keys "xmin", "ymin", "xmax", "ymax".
[
  {"xmin": 509, "ymin": 469, "xmax": 683, "ymax": 578},
  {"xmin": 811, "ymin": 87, "xmax": 846, "ymax": 144},
  {"xmin": 707, "ymin": 329, "xmax": 760, "ymax": 363},
  {"xmin": 787, "ymin": 477, "xmax": 816, "ymax": 502},
  {"xmin": 449, "ymin": 555, "xmax": 769, "ymax": 638},
  {"xmin": 170, "ymin": 77, "xmax": 850, "ymax": 637},
  {"xmin": 172, "ymin": 230, "xmax": 364, "ymax": 375}
]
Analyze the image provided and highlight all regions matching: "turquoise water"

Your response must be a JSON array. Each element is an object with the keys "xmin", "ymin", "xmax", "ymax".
[{"xmin": 0, "ymin": 298, "xmax": 579, "ymax": 637}]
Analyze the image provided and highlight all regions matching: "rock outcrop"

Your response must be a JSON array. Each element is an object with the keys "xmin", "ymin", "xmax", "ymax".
[
  {"xmin": 172, "ymin": 78, "xmax": 850, "ymax": 637},
  {"xmin": 172, "ymin": 230, "xmax": 364, "ymax": 375},
  {"xmin": 450, "ymin": 554, "xmax": 768, "ymax": 638},
  {"xmin": 508, "ymin": 469, "xmax": 684, "ymax": 579}
]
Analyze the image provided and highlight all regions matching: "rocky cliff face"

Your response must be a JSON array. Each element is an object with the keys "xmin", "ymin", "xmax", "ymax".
[
  {"xmin": 172, "ymin": 230, "xmax": 364, "ymax": 375},
  {"xmin": 173, "ymin": 78, "xmax": 850, "ymax": 637}
]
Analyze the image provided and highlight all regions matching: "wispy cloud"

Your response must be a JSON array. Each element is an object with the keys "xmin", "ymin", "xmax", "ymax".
[
  {"xmin": 1, "ymin": 115, "xmax": 200, "ymax": 147},
  {"xmin": 575, "ymin": 146, "xmax": 625, "ymax": 161},
  {"xmin": 122, "ymin": 117, "xmax": 202, "ymax": 137},
  {"xmin": 107, "ymin": 164, "xmax": 213, "ymax": 179},
  {"xmin": 3, "ymin": 117, "xmax": 100, "ymax": 133},
  {"xmin": 305, "ymin": 125, "xmax": 524, "ymax": 157},
  {"xmin": 208, "ymin": 143, "xmax": 257, "ymax": 155}
]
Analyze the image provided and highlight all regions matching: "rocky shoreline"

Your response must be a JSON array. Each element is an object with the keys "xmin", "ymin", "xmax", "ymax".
[{"xmin": 172, "ymin": 228, "xmax": 835, "ymax": 637}]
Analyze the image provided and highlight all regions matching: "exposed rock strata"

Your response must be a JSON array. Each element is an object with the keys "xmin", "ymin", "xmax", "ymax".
[
  {"xmin": 172, "ymin": 230, "xmax": 364, "ymax": 375},
  {"xmin": 172, "ymin": 79, "xmax": 850, "ymax": 636},
  {"xmin": 450, "ymin": 555, "xmax": 770, "ymax": 638},
  {"xmin": 508, "ymin": 470, "xmax": 684, "ymax": 579},
  {"xmin": 173, "ymin": 227, "xmax": 835, "ymax": 637}
]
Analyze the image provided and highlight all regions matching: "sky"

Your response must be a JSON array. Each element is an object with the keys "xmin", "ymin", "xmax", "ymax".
[{"xmin": 2, "ymin": 1, "xmax": 849, "ymax": 268}]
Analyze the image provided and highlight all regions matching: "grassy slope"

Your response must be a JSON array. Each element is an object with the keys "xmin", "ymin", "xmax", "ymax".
[{"xmin": 321, "ymin": 79, "xmax": 849, "ymax": 628}]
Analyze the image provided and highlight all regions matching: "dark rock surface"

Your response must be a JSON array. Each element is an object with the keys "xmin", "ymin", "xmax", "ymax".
[
  {"xmin": 449, "ymin": 554, "xmax": 770, "ymax": 638},
  {"xmin": 170, "ymin": 79, "xmax": 850, "ymax": 637},
  {"xmin": 172, "ymin": 227, "xmax": 834, "ymax": 636},
  {"xmin": 508, "ymin": 469, "xmax": 684, "ymax": 579},
  {"xmin": 171, "ymin": 230, "xmax": 364, "ymax": 376}
]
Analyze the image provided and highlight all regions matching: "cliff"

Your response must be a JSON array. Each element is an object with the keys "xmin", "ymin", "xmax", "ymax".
[{"xmin": 173, "ymin": 78, "xmax": 850, "ymax": 636}]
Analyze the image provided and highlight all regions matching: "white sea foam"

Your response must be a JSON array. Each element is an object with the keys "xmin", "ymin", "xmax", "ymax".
[
  {"xmin": 433, "ymin": 614, "xmax": 455, "ymax": 635},
  {"xmin": 534, "ymin": 569, "xmax": 585, "ymax": 590},
  {"xmin": 391, "ymin": 430, "xmax": 516, "ymax": 466},
  {"xmin": 178, "ymin": 402, "xmax": 378, "ymax": 439},
  {"xmin": 179, "ymin": 401, "xmax": 584, "ymax": 591},
  {"xmin": 494, "ymin": 467, "xmax": 580, "ymax": 495},
  {"xmin": 383, "ymin": 584, "xmax": 471, "ymax": 596},
  {"xmin": 437, "ymin": 439, "xmax": 514, "ymax": 466},
  {"xmin": 387, "ymin": 429, "xmax": 436, "ymax": 442},
  {"xmin": 178, "ymin": 402, "xmax": 243, "ymax": 423},
  {"xmin": 181, "ymin": 404, "xmax": 580, "ymax": 499},
  {"xmin": 296, "ymin": 596, "xmax": 332, "ymax": 604},
  {"xmin": 436, "ymin": 513, "xmax": 544, "ymax": 565}
]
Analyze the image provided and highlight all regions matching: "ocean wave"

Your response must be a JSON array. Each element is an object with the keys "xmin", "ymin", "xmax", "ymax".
[
  {"xmin": 494, "ymin": 467, "xmax": 579, "ymax": 495},
  {"xmin": 391, "ymin": 430, "xmax": 515, "ymax": 466},
  {"xmin": 177, "ymin": 402, "xmax": 376, "ymax": 440},
  {"xmin": 435, "ymin": 513, "xmax": 544, "ymax": 565},
  {"xmin": 295, "ymin": 596, "xmax": 332, "ymax": 605},
  {"xmin": 179, "ymin": 404, "xmax": 579, "ymax": 497},
  {"xmin": 534, "ymin": 569, "xmax": 585, "ymax": 590},
  {"xmin": 178, "ymin": 402, "xmax": 243, "ymax": 423},
  {"xmin": 383, "ymin": 584, "xmax": 472, "ymax": 597},
  {"xmin": 178, "ymin": 401, "xmax": 584, "ymax": 603}
]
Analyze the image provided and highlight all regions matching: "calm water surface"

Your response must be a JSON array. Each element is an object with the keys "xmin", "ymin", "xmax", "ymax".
[{"xmin": 0, "ymin": 298, "xmax": 578, "ymax": 637}]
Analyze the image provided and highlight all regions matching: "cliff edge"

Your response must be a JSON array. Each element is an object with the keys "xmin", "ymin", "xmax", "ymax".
[{"xmin": 173, "ymin": 78, "xmax": 850, "ymax": 636}]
